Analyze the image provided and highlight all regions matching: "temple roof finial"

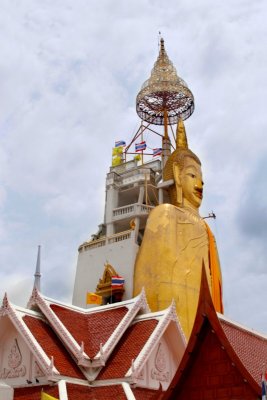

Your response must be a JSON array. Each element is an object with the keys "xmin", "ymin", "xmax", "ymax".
[
  {"xmin": 160, "ymin": 37, "xmax": 165, "ymax": 54},
  {"xmin": 34, "ymin": 245, "xmax": 41, "ymax": 292}
]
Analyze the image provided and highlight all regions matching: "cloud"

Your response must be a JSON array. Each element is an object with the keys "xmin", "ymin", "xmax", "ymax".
[{"xmin": 0, "ymin": 0, "xmax": 267, "ymax": 333}]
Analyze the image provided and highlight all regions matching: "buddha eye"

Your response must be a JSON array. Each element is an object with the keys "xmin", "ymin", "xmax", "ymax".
[{"xmin": 188, "ymin": 173, "xmax": 195, "ymax": 178}]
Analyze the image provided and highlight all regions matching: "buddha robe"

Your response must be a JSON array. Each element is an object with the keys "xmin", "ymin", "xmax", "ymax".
[{"xmin": 133, "ymin": 203, "xmax": 223, "ymax": 338}]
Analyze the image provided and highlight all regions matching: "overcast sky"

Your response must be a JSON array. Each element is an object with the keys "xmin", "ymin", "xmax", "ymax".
[{"xmin": 0, "ymin": 0, "xmax": 267, "ymax": 333}]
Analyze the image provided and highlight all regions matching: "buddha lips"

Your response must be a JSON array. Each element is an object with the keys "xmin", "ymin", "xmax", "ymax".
[{"xmin": 194, "ymin": 187, "xmax": 203, "ymax": 199}]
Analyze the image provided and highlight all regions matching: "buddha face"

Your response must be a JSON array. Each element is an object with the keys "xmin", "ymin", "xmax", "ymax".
[{"xmin": 179, "ymin": 156, "xmax": 203, "ymax": 210}]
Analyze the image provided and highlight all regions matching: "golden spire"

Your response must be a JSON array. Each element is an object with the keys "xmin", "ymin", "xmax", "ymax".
[
  {"xmin": 176, "ymin": 118, "xmax": 188, "ymax": 149},
  {"xmin": 136, "ymin": 38, "xmax": 194, "ymax": 125}
]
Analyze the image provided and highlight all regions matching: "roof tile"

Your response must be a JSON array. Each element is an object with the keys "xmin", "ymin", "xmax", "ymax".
[
  {"xmin": 220, "ymin": 317, "xmax": 267, "ymax": 384},
  {"xmin": 14, "ymin": 385, "xmax": 59, "ymax": 400},
  {"xmin": 98, "ymin": 319, "xmax": 158, "ymax": 379},
  {"xmin": 132, "ymin": 386, "xmax": 164, "ymax": 400},
  {"xmin": 50, "ymin": 304, "xmax": 128, "ymax": 358},
  {"xmin": 23, "ymin": 315, "xmax": 84, "ymax": 379},
  {"xmin": 66, "ymin": 383, "xmax": 127, "ymax": 399}
]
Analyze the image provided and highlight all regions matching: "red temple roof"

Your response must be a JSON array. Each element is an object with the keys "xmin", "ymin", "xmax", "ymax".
[
  {"xmin": 65, "ymin": 383, "xmax": 128, "ymax": 400},
  {"xmin": 14, "ymin": 385, "xmax": 59, "ymax": 400},
  {"xmin": 50, "ymin": 303, "xmax": 128, "ymax": 358},
  {"xmin": 162, "ymin": 266, "xmax": 264, "ymax": 399},
  {"xmin": 219, "ymin": 314, "xmax": 267, "ymax": 385},
  {"xmin": 97, "ymin": 319, "xmax": 158, "ymax": 379},
  {"xmin": 23, "ymin": 315, "xmax": 85, "ymax": 379}
]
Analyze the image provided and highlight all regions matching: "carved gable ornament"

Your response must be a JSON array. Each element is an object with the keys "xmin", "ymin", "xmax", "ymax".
[
  {"xmin": 0, "ymin": 338, "xmax": 26, "ymax": 379},
  {"xmin": 151, "ymin": 342, "xmax": 170, "ymax": 383}
]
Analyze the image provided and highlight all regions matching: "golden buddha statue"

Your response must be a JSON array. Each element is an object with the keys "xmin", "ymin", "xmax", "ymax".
[{"xmin": 133, "ymin": 119, "xmax": 223, "ymax": 338}]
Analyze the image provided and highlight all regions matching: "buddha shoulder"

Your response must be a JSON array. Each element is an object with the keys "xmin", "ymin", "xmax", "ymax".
[{"xmin": 146, "ymin": 203, "xmax": 192, "ymax": 230}]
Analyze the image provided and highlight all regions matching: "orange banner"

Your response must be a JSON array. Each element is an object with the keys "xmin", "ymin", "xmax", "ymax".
[{"xmin": 86, "ymin": 292, "xmax": 102, "ymax": 305}]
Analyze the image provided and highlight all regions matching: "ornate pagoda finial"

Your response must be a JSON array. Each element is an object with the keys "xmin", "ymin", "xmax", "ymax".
[
  {"xmin": 136, "ymin": 38, "xmax": 194, "ymax": 125},
  {"xmin": 176, "ymin": 118, "xmax": 188, "ymax": 149},
  {"xmin": 160, "ymin": 37, "xmax": 166, "ymax": 55}
]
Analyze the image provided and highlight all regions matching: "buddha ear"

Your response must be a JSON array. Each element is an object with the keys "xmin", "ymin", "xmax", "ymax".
[
  {"xmin": 173, "ymin": 162, "xmax": 181, "ymax": 185},
  {"xmin": 173, "ymin": 162, "xmax": 183, "ymax": 206}
]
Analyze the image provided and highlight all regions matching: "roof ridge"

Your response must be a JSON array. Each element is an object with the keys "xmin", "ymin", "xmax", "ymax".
[
  {"xmin": 93, "ymin": 289, "xmax": 150, "ymax": 368},
  {"xmin": 26, "ymin": 288, "xmax": 150, "ymax": 373},
  {"xmin": 0, "ymin": 293, "xmax": 59, "ymax": 377},
  {"xmin": 29, "ymin": 288, "xmax": 148, "ymax": 314},
  {"xmin": 26, "ymin": 289, "xmax": 91, "ymax": 366}
]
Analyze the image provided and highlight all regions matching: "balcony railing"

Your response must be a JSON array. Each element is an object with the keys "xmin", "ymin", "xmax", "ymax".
[
  {"xmin": 79, "ymin": 230, "xmax": 133, "ymax": 252},
  {"xmin": 113, "ymin": 203, "xmax": 154, "ymax": 220}
]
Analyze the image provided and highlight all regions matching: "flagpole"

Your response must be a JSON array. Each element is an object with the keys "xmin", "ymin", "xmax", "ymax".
[
  {"xmin": 145, "ymin": 172, "xmax": 148, "ymax": 205},
  {"xmin": 141, "ymin": 123, "xmax": 144, "ymax": 165}
]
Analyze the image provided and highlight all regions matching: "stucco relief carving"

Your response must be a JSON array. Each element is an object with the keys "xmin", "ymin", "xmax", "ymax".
[
  {"xmin": 151, "ymin": 343, "xmax": 169, "ymax": 382},
  {"xmin": 34, "ymin": 361, "xmax": 45, "ymax": 378},
  {"xmin": 137, "ymin": 368, "xmax": 144, "ymax": 380},
  {"xmin": 0, "ymin": 338, "xmax": 26, "ymax": 379}
]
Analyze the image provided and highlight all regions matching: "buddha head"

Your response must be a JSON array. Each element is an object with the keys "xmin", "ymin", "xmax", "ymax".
[{"xmin": 163, "ymin": 119, "xmax": 203, "ymax": 211}]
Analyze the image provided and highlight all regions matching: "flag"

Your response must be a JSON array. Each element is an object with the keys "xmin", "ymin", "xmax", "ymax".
[
  {"xmin": 135, "ymin": 141, "xmax": 146, "ymax": 152},
  {"xmin": 86, "ymin": 292, "xmax": 102, "ymax": 305},
  {"xmin": 153, "ymin": 148, "xmax": 162, "ymax": 157},
  {"xmin": 115, "ymin": 140, "xmax": 126, "ymax": 147},
  {"xmin": 41, "ymin": 392, "xmax": 59, "ymax": 400},
  {"xmin": 111, "ymin": 276, "xmax": 125, "ymax": 289},
  {"xmin": 262, "ymin": 374, "xmax": 266, "ymax": 400}
]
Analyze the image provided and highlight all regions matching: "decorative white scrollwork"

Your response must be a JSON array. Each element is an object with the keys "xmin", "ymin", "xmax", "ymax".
[
  {"xmin": 151, "ymin": 342, "xmax": 170, "ymax": 382},
  {"xmin": 0, "ymin": 338, "xmax": 27, "ymax": 379}
]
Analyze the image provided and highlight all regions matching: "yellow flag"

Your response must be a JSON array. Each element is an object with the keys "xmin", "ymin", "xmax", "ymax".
[
  {"xmin": 112, "ymin": 155, "xmax": 122, "ymax": 166},
  {"xmin": 86, "ymin": 292, "xmax": 102, "ymax": 305},
  {"xmin": 112, "ymin": 146, "xmax": 123, "ymax": 156},
  {"xmin": 41, "ymin": 392, "xmax": 59, "ymax": 400}
]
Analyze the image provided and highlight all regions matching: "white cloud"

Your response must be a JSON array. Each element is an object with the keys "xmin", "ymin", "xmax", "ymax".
[{"xmin": 0, "ymin": 0, "xmax": 267, "ymax": 332}]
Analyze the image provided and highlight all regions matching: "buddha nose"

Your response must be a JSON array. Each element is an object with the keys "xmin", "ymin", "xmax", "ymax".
[{"xmin": 195, "ymin": 178, "xmax": 203, "ymax": 191}]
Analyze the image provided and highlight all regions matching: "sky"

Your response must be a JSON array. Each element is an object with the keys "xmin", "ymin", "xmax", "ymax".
[{"xmin": 0, "ymin": 0, "xmax": 267, "ymax": 332}]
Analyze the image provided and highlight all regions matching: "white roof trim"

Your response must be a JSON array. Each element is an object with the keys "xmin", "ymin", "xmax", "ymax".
[
  {"xmin": 58, "ymin": 380, "xmax": 68, "ymax": 400},
  {"xmin": 27, "ymin": 288, "xmax": 150, "ymax": 368},
  {"xmin": 27, "ymin": 289, "xmax": 90, "ymax": 366},
  {"xmin": 0, "ymin": 293, "xmax": 59, "ymax": 376},
  {"xmin": 122, "ymin": 382, "xmax": 136, "ymax": 400},
  {"xmin": 125, "ymin": 301, "xmax": 186, "ymax": 381},
  {"xmin": 94, "ymin": 289, "xmax": 149, "ymax": 366},
  {"xmin": 28, "ymin": 289, "xmax": 149, "ymax": 315}
]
